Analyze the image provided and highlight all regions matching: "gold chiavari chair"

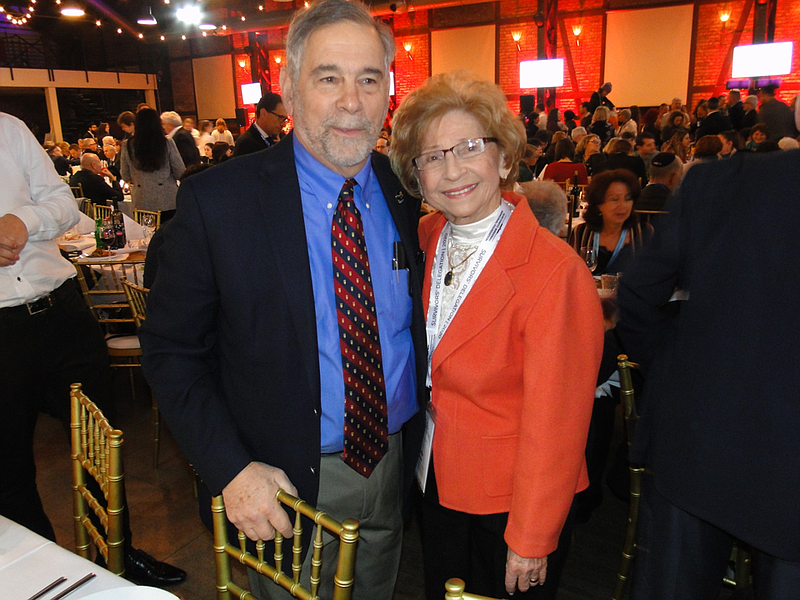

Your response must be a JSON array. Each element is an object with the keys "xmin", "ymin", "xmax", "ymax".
[
  {"xmin": 74, "ymin": 257, "xmax": 146, "ymax": 400},
  {"xmin": 93, "ymin": 204, "xmax": 113, "ymax": 222},
  {"xmin": 444, "ymin": 579, "xmax": 500, "ymax": 600},
  {"xmin": 121, "ymin": 278, "xmax": 161, "ymax": 469},
  {"xmin": 70, "ymin": 382, "xmax": 125, "ymax": 575},
  {"xmin": 70, "ymin": 183, "xmax": 84, "ymax": 199},
  {"xmin": 611, "ymin": 354, "xmax": 645, "ymax": 600},
  {"xmin": 611, "ymin": 355, "xmax": 752, "ymax": 599},
  {"xmin": 133, "ymin": 209, "xmax": 161, "ymax": 231},
  {"xmin": 212, "ymin": 491, "xmax": 359, "ymax": 600},
  {"xmin": 634, "ymin": 209, "xmax": 669, "ymax": 225}
]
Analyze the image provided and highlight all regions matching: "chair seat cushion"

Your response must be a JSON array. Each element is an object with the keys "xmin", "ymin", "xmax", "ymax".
[{"xmin": 106, "ymin": 335, "xmax": 141, "ymax": 350}]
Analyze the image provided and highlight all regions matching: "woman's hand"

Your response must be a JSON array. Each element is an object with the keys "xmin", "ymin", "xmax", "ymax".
[{"xmin": 505, "ymin": 547, "xmax": 547, "ymax": 595}]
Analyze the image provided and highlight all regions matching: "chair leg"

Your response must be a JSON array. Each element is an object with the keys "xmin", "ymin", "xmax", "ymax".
[
  {"xmin": 152, "ymin": 391, "xmax": 161, "ymax": 469},
  {"xmin": 612, "ymin": 463, "xmax": 644, "ymax": 600},
  {"xmin": 127, "ymin": 367, "xmax": 136, "ymax": 402}
]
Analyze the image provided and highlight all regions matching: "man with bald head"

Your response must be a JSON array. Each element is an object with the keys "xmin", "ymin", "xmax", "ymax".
[{"xmin": 69, "ymin": 152, "xmax": 123, "ymax": 206}]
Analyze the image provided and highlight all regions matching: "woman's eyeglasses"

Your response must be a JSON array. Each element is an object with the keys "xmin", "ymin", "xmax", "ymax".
[{"xmin": 413, "ymin": 137, "xmax": 498, "ymax": 171}]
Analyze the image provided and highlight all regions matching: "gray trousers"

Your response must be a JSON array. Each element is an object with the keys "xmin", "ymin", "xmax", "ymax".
[{"xmin": 249, "ymin": 433, "xmax": 403, "ymax": 600}]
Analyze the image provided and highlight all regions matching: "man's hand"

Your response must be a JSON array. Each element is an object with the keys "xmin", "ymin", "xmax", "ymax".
[
  {"xmin": 505, "ymin": 547, "xmax": 547, "ymax": 595},
  {"xmin": 0, "ymin": 214, "xmax": 28, "ymax": 267},
  {"xmin": 221, "ymin": 462, "xmax": 298, "ymax": 542}
]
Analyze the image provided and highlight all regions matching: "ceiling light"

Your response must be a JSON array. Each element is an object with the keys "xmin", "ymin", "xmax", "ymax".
[
  {"xmin": 176, "ymin": 4, "xmax": 200, "ymax": 24},
  {"xmin": 60, "ymin": 1, "xmax": 85, "ymax": 17},
  {"xmin": 160, "ymin": 35, "xmax": 165, "ymax": 40},
  {"xmin": 137, "ymin": 6, "xmax": 157, "ymax": 25},
  {"xmin": 199, "ymin": 22, "xmax": 216, "ymax": 30}
]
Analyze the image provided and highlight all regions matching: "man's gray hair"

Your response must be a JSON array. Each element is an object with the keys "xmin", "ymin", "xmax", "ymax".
[
  {"xmin": 571, "ymin": 126, "xmax": 587, "ymax": 141},
  {"xmin": 620, "ymin": 108, "xmax": 631, "ymax": 119},
  {"xmin": 650, "ymin": 154, "xmax": 683, "ymax": 182},
  {"xmin": 518, "ymin": 180, "xmax": 568, "ymax": 236},
  {"xmin": 285, "ymin": 0, "xmax": 395, "ymax": 86},
  {"xmin": 160, "ymin": 111, "xmax": 182, "ymax": 128}
]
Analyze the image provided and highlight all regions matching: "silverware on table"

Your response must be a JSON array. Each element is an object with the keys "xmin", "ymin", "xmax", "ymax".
[
  {"xmin": 46, "ymin": 572, "xmax": 96, "ymax": 600},
  {"xmin": 24, "ymin": 577, "xmax": 66, "ymax": 600}
]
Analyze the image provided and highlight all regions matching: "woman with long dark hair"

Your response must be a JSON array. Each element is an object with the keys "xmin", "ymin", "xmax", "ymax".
[{"xmin": 120, "ymin": 108, "xmax": 185, "ymax": 222}]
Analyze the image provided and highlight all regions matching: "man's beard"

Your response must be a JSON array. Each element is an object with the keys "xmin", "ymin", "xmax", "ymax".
[{"xmin": 292, "ymin": 99, "xmax": 381, "ymax": 168}]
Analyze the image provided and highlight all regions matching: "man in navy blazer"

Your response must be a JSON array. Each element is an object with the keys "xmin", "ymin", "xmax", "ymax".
[
  {"xmin": 139, "ymin": 2, "xmax": 426, "ymax": 599},
  {"xmin": 617, "ymin": 149, "xmax": 800, "ymax": 598}
]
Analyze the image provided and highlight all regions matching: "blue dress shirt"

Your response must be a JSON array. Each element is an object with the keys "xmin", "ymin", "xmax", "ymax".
[{"xmin": 294, "ymin": 136, "xmax": 417, "ymax": 453}]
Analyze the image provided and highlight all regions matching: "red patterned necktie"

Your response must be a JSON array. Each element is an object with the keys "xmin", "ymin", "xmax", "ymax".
[{"xmin": 331, "ymin": 178, "xmax": 388, "ymax": 477}]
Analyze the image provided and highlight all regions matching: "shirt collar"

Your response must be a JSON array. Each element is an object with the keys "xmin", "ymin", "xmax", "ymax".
[
  {"xmin": 293, "ymin": 135, "xmax": 374, "ymax": 210},
  {"xmin": 254, "ymin": 122, "xmax": 270, "ymax": 142}
]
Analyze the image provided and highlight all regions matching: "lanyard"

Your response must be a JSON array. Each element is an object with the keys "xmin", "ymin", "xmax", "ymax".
[
  {"xmin": 593, "ymin": 228, "xmax": 628, "ymax": 271},
  {"xmin": 425, "ymin": 201, "xmax": 513, "ymax": 387}
]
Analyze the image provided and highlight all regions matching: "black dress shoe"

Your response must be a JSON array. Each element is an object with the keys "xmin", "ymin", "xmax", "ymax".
[{"xmin": 124, "ymin": 548, "xmax": 187, "ymax": 587}]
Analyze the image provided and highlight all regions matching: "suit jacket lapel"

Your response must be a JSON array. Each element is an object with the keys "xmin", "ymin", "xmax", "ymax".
[{"xmin": 257, "ymin": 133, "xmax": 321, "ymax": 402}]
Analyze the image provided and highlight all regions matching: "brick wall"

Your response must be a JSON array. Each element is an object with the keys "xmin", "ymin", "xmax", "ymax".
[
  {"xmin": 394, "ymin": 33, "xmax": 430, "ymax": 104},
  {"xmin": 772, "ymin": 0, "xmax": 800, "ymax": 106}
]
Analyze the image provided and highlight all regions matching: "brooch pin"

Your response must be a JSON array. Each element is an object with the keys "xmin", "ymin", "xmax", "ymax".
[{"xmin": 395, "ymin": 191, "xmax": 405, "ymax": 204}]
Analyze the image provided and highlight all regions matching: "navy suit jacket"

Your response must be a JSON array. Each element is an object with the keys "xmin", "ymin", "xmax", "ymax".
[
  {"xmin": 139, "ymin": 133, "xmax": 427, "ymax": 544},
  {"xmin": 616, "ymin": 149, "xmax": 800, "ymax": 561}
]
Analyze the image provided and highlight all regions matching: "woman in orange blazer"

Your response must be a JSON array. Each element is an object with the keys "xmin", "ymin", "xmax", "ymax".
[{"xmin": 391, "ymin": 72, "xmax": 604, "ymax": 600}]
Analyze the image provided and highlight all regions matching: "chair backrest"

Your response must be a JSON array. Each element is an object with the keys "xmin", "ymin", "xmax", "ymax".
[
  {"xmin": 73, "ymin": 259, "xmax": 146, "ymax": 327},
  {"xmin": 121, "ymin": 278, "xmax": 148, "ymax": 329},
  {"xmin": 212, "ymin": 491, "xmax": 359, "ymax": 600},
  {"xmin": 133, "ymin": 209, "xmax": 161, "ymax": 230},
  {"xmin": 94, "ymin": 204, "xmax": 113, "ymax": 222},
  {"xmin": 444, "ymin": 578, "xmax": 500, "ymax": 600},
  {"xmin": 70, "ymin": 383, "xmax": 125, "ymax": 575},
  {"xmin": 616, "ymin": 354, "xmax": 640, "ymax": 449},
  {"xmin": 70, "ymin": 183, "xmax": 84, "ymax": 198}
]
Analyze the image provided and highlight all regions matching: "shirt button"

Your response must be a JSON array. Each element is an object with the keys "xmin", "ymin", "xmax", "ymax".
[{"xmin": 327, "ymin": 203, "xmax": 332, "ymax": 209}]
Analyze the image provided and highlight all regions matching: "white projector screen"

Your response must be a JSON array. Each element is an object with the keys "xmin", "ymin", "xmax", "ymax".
[
  {"xmin": 432, "ymin": 25, "xmax": 496, "ymax": 83},
  {"xmin": 604, "ymin": 5, "xmax": 694, "ymax": 107},
  {"xmin": 193, "ymin": 55, "xmax": 236, "ymax": 120}
]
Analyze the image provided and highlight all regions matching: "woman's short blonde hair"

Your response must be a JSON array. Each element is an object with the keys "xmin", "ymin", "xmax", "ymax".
[
  {"xmin": 390, "ymin": 71, "xmax": 526, "ymax": 197},
  {"xmin": 592, "ymin": 105, "xmax": 610, "ymax": 123}
]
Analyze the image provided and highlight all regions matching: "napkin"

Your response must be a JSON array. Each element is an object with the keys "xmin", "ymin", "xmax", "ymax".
[
  {"xmin": 76, "ymin": 212, "xmax": 95, "ymax": 234},
  {"xmin": 123, "ymin": 213, "xmax": 145, "ymax": 240}
]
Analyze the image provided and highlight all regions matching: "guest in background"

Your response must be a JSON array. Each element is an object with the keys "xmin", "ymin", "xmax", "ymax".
[
  {"xmin": 46, "ymin": 145, "xmax": 71, "ymax": 177},
  {"xmin": 70, "ymin": 153, "xmax": 123, "ymax": 207},
  {"xmin": 571, "ymin": 126, "xmax": 587, "ymax": 145},
  {"xmin": 592, "ymin": 139, "xmax": 647, "ymax": 183},
  {"xmin": 616, "ymin": 109, "xmax": 637, "ymax": 138},
  {"xmin": 518, "ymin": 142, "xmax": 543, "ymax": 182},
  {"xmin": 660, "ymin": 111, "xmax": 688, "ymax": 145},
  {"xmin": 569, "ymin": 169, "xmax": 652, "ymax": 276},
  {"xmin": 741, "ymin": 95, "xmax": 759, "ymax": 130},
  {"xmin": 637, "ymin": 152, "xmax": 682, "ymax": 213},
  {"xmin": 211, "ymin": 118, "xmax": 234, "ymax": 145},
  {"xmin": 745, "ymin": 123, "xmax": 768, "ymax": 151},
  {"xmin": 589, "ymin": 82, "xmax": 614, "ymax": 114},
  {"xmin": 234, "ymin": 93, "xmax": 287, "ymax": 157},
  {"xmin": 589, "ymin": 106, "xmax": 616, "ymax": 149},
  {"xmin": 539, "ymin": 138, "xmax": 588, "ymax": 184},
  {"xmin": 696, "ymin": 97, "xmax": 733, "ymax": 138},
  {"xmin": 391, "ymin": 69, "xmax": 603, "ymax": 600},
  {"xmin": 563, "ymin": 110, "xmax": 578, "ymax": 132},
  {"xmin": 727, "ymin": 90, "xmax": 745, "ymax": 130},
  {"xmin": 161, "ymin": 111, "xmax": 200, "ymax": 168},
  {"xmin": 576, "ymin": 134, "xmax": 604, "ymax": 176},
  {"xmin": 117, "ymin": 111, "xmax": 135, "ymax": 138},
  {"xmin": 121, "ymin": 108, "xmax": 184, "ymax": 222},
  {"xmin": 757, "ymin": 84, "xmax": 798, "ymax": 142},
  {"xmin": 616, "ymin": 144, "xmax": 800, "ymax": 600},
  {"xmin": 518, "ymin": 179, "xmax": 569, "ymax": 236},
  {"xmin": 66, "ymin": 143, "xmax": 81, "ymax": 167},
  {"xmin": 211, "ymin": 142, "xmax": 233, "ymax": 164},
  {"xmin": 717, "ymin": 130, "xmax": 739, "ymax": 159},
  {"xmin": 546, "ymin": 109, "xmax": 567, "ymax": 133},
  {"xmin": 684, "ymin": 135, "xmax": 722, "ymax": 173},
  {"xmin": 666, "ymin": 131, "xmax": 692, "ymax": 163},
  {"xmin": 196, "ymin": 120, "xmax": 214, "ymax": 152}
]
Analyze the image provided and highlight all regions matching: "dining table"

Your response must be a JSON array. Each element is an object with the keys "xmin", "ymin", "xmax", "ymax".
[{"xmin": 0, "ymin": 516, "xmax": 179, "ymax": 600}]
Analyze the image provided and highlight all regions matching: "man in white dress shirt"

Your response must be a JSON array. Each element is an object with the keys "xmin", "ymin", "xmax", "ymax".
[{"xmin": 0, "ymin": 111, "xmax": 186, "ymax": 588}]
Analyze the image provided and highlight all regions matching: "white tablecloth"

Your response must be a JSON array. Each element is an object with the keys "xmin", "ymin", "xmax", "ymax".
[{"xmin": 0, "ymin": 516, "xmax": 133, "ymax": 599}]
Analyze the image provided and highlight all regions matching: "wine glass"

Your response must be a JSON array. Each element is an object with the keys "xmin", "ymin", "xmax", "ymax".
[
  {"xmin": 141, "ymin": 214, "xmax": 155, "ymax": 242},
  {"xmin": 580, "ymin": 246, "xmax": 598, "ymax": 273}
]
